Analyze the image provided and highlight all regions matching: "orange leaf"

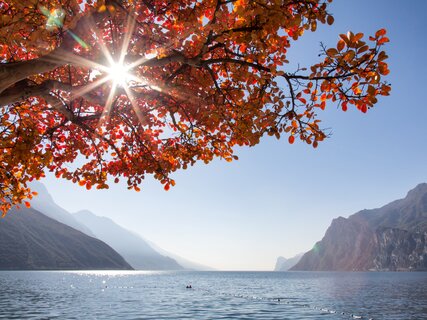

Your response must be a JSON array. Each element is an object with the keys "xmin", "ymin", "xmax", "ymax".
[
  {"xmin": 375, "ymin": 28, "xmax": 386, "ymax": 38},
  {"xmin": 326, "ymin": 48, "xmax": 338, "ymax": 57},
  {"xmin": 24, "ymin": 201, "xmax": 31, "ymax": 208},
  {"xmin": 353, "ymin": 33, "xmax": 364, "ymax": 42},
  {"xmin": 288, "ymin": 135, "xmax": 295, "ymax": 144},
  {"xmin": 337, "ymin": 39, "xmax": 345, "ymax": 51},
  {"xmin": 342, "ymin": 101, "xmax": 348, "ymax": 112},
  {"xmin": 377, "ymin": 37, "xmax": 389, "ymax": 45}
]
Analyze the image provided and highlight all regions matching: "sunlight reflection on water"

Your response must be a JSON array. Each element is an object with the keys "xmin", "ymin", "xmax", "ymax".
[{"xmin": 63, "ymin": 270, "xmax": 169, "ymax": 277}]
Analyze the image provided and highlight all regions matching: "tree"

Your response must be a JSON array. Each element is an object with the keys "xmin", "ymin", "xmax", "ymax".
[{"xmin": 0, "ymin": 0, "xmax": 390, "ymax": 214}]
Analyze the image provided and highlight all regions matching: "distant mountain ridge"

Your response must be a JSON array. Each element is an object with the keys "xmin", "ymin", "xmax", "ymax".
[
  {"xmin": 351, "ymin": 183, "xmax": 427, "ymax": 232},
  {"xmin": 28, "ymin": 183, "xmax": 192, "ymax": 270},
  {"xmin": 73, "ymin": 210, "xmax": 184, "ymax": 270},
  {"xmin": 274, "ymin": 253, "xmax": 303, "ymax": 271},
  {"xmin": 1, "ymin": 182, "xmax": 211, "ymax": 270},
  {"xmin": 292, "ymin": 183, "xmax": 427, "ymax": 271},
  {"xmin": 147, "ymin": 240, "xmax": 215, "ymax": 271},
  {"xmin": 29, "ymin": 182, "xmax": 94, "ymax": 237},
  {"xmin": 0, "ymin": 207, "xmax": 132, "ymax": 270}
]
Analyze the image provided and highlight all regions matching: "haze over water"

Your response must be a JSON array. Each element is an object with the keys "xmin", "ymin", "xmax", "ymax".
[{"xmin": 0, "ymin": 271, "xmax": 426, "ymax": 319}]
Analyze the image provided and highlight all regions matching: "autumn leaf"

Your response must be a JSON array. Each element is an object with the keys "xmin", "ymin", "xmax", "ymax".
[{"xmin": 375, "ymin": 28, "xmax": 387, "ymax": 38}]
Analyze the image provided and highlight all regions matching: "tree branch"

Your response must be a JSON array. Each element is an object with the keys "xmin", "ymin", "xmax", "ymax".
[
  {"xmin": 0, "ymin": 50, "xmax": 63, "ymax": 95},
  {"xmin": 0, "ymin": 7, "xmax": 112, "ymax": 95}
]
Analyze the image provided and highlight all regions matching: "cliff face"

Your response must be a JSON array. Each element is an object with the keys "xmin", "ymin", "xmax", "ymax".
[
  {"xmin": 373, "ymin": 228, "xmax": 427, "ymax": 271},
  {"xmin": 294, "ymin": 217, "xmax": 377, "ymax": 271},
  {"xmin": 292, "ymin": 184, "xmax": 427, "ymax": 271},
  {"xmin": 0, "ymin": 208, "xmax": 133, "ymax": 270}
]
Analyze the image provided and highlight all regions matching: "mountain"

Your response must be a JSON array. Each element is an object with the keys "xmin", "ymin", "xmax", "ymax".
[
  {"xmin": 29, "ymin": 182, "xmax": 94, "ymax": 237},
  {"xmin": 292, "ymin": 183, "xmax": 427, "ymax": 271},
  {"xmin": 274, "ymin": 253, "xmax": 303, "ymax": 271},
  {"xmin": 73, "ymin": 210, "xmax": 184, "ymax": 270},
  {"xmin": 147, "ymin": 240, "xmax": 215, "ymax": 271},
  {"xmin": 28, "ymin": 183, "xmax": 186, "ymax": 270},
  {"xmin": 0, "ymin": 207, "xmax": 132, "ymax": 270}
]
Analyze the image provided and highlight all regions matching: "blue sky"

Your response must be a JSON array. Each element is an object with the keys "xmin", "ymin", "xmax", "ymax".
[{"xmin": 36, "ymin": 0, "xmax": 427, "ymax": 270}]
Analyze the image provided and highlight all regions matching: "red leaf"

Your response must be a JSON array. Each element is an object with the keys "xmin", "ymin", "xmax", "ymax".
[{"xmin": 375, "ymin": 28, "xmax": 387, "ymax": 38}]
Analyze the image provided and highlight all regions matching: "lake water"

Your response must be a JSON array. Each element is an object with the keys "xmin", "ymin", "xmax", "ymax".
[{"xmin": 0, "ymin": 271, "xmax": 426, "ymax": 319}]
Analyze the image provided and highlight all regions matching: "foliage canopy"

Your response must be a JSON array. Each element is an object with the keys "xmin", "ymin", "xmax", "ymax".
[{"xmin": 0, "ymin": 0, "xmax": 390, "ymax": 214}]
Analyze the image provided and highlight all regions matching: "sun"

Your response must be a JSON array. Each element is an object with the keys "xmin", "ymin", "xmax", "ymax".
[{"xmin": 107, "ymin": 62, "xmax": 131, "ymax": 86}]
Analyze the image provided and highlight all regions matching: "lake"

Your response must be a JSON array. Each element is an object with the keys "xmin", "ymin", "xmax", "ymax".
[{"xmin": 0, "ymin": 271, "xmax": 426, "ymax": 319}]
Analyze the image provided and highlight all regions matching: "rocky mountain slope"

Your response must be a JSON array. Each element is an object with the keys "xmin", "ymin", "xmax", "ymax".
[
  {"xmin": 0, "ymin": 207, "xmax": 133, "ymax": 270},
  {"xmin": 292, "ymin": 183, "xmax": 427, "ymax": 271}
]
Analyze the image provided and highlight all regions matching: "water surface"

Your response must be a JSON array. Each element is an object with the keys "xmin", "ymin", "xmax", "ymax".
[{"xmin": 0, "ymin": 271, "xmax": 426, "ymax": 319}]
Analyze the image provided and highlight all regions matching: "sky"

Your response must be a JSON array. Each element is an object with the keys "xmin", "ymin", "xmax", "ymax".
[{"xmin": 34, "ymin": 0, "xmax": 427, "ymax": 270}]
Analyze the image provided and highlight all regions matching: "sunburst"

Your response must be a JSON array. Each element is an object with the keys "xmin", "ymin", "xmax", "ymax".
[
  {"xmin": 107, "ymin": 62, "xmax": 132, "ymax": 87},
  {"xmin": 41, "ymin": 13, "xmax": 172, "ymax": 129}
]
